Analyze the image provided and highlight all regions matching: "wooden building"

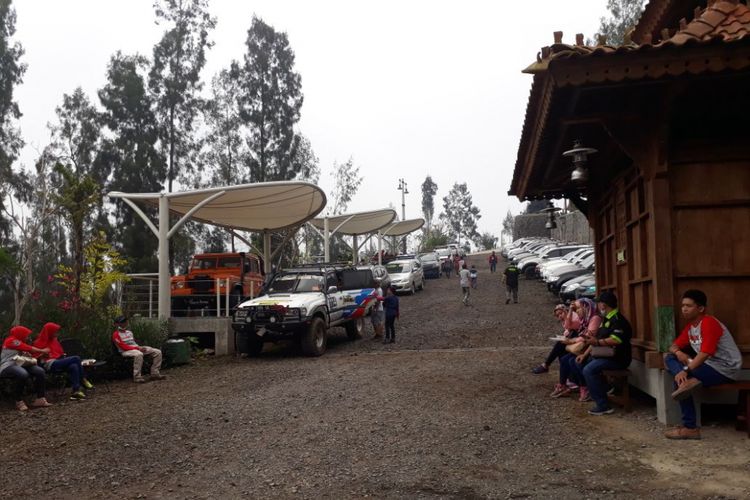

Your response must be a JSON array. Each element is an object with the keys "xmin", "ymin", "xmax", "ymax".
[{"xmin": 509, "ymin": 0, "xmax": 750, "ymax": 422}]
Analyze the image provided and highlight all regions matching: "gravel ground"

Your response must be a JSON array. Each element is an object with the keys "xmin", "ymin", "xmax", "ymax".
[{"xmin": 1, "ymin": 254, "xmax": 748, "ymax": 499}]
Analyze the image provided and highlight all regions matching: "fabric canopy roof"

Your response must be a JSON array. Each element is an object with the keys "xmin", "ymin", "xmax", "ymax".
[
  {"xmin": 309, "ymin": 208, "xmax": 397, "ymax": 235},
  {"xmin": 380, "ymin": 218, "xmax": 425, "ymax": 237},
  {"xmin": 109, "ymin": 181, "xmax": 327, "ymax": 231}
]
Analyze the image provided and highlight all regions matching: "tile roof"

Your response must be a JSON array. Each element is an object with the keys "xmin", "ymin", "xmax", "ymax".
[{"xmin": 526, "ymin": 0, "xmax": 750, "ymax": 77}]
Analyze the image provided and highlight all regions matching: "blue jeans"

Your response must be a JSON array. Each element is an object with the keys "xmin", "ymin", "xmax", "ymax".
[
  {"xmin": 582, "ymin": 358, "xmax": 625, "ymax": 410},
  {"xmin": 0, "ymin": 365, "xmax": 46, "ymax": 401},
  {"xmin": 558, "ymin": 354, "xmax": 576, "ymax": 384},
  {"xmin": 664, "ymin": 353, "xmax": 732, "ymax": 428},
  {"xmin": 50, "ymin": 356, "xmax": 84, "ymax": 391}
]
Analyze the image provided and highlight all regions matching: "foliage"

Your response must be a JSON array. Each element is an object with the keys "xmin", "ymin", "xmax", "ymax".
[
  {"xmin": 595, "ymin": 0, "xmax": 645, "ymax": 46},
  {"xmin": 524, "ymin": 200, "xmax": 548, "ymax": 214},
  {"xmin": 420, "ymin": 223, "xmax": 450, "ymax": 251},
  {"xmin": 149, "ymin": 0, "xmax": 216, "ymax": 192},
  {"xmin": 477, "ymin": 232, "xmax": 498, "ymax": 251},
  {"xmin": 79, "ymin": 230, "xmax": 130, "ymax": 309},
  {"xmin": 421, "ymin": 176, "xmax": 438, "ymax": 229},
  {"xmin": 440, "ymin": 182, "xmax": 481, "ymax": 243},
  {"xmin": 236, "ymin": 16, "xmax": 304, "ymax": 183},
  {"xmin": 501, "ymin": 210, "xmax": 515, "ymax": 244},
  {"xmin": 330, "ymin": 158, "xmax": 362, "ymax": 215},
  {"xmin": 99, "ymin": 51, "xmax": 165, "ymax": 273},
  {"xmin": 0, "ymin": 0, "xmax": 26, "ymax": 238},
  {"xmin": 53, "ymin": 163, "xmax": 101, "ymax": 301}
]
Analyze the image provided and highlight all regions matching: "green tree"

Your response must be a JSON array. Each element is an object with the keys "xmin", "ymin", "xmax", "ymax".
[
  {"xmin": 501, "ymin": 209, "xmax": 515, "ymax": 244},
  {"xmin": 149, "ymin": 0, "xmax": 216, "ymax": 192},
  {"xmin": 477, "ymin": 232, "xmax": 498, "ymax": 251},
  {"xmin": 50, "ymin": 87, "xmax": 105, "ymax": 181},
  {"xmin": 98, "ymin": 52, "xmax": 165, "ymax": 272},
  {"xmin": 0, "ymin": 0, "xmax": 26, "ymax": 239},
  {"xmin": 237, "ymin": 16, "xmax": 304, "ymax": 182},
  {"xmin": 330, "ymin": 158, "xmax": 362, "ymax": 215},
  {"xmin": 421, "ymin": 176, "xmax": 438, "ymax": 230},
  {"xmin": 440, "ymin": 182, "xmax": 481, "ymax": 244},
  {"xmin": 596, "ymin": 0, "xmax": 645, "ymax": 46}
]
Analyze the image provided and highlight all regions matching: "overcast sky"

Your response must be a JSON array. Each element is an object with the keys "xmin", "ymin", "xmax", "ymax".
[{"xmin": 13, "ymin": 0, "xmax": 604, "ymax": 241}]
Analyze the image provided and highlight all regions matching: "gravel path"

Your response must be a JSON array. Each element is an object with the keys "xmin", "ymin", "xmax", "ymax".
[{"xmin": 1, "ymin": 255, "xmax": 748, "ymax": 499}]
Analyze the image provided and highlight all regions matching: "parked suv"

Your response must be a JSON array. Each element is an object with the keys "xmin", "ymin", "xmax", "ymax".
[{"xmin": 232, "ymin": 265, "xmax": 377, "ymax": 357}]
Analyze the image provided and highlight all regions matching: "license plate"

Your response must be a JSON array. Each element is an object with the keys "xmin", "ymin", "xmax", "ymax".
[{"xmin": 234, "ymin": 309, "xmax": 248, "ymax": 319}]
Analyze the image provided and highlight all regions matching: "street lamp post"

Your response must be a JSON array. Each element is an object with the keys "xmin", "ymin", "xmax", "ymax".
[{"xmin": 397, "ymin": 178, "xmax": 408, "ymax": 253}]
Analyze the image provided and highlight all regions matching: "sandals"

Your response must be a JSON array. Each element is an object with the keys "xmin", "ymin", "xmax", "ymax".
[
  {"xmin": 30, "ymin": 398, "xmax": 53, "ymax": 408},
  {"xmin": 15, "ymin": 401, "xmax": 29, "ymax": 412}
]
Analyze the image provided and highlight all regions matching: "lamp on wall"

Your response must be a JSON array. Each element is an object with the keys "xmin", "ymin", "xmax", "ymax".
[
  {"xmin": 541, "ymin": 202, "xmax": 561, "ymax": 229},
  {"xmin": 563, "ymin": 140, "xmax": 598, "ymax": 184}
]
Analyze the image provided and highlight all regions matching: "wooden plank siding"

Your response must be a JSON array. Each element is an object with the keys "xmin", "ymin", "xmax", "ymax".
[{"xmin": 669, "ymin": 160, "xmax": 750, "ymax": 360}]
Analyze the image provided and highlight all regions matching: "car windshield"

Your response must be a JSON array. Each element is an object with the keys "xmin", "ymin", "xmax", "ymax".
[
  {"xmin": 191, "ymin": 257, "xmax": 217, "ymax": 270},
  {"xmin": 267, "ymin": 273, "xmax": 325, "ymax": 293},
  {"xmin": 386, "ymin": 263, "xmax": 410, "ymax": 274},
  {"xmin": 218, "ymin": 257, "xmax": 240, "ymax": 268}
]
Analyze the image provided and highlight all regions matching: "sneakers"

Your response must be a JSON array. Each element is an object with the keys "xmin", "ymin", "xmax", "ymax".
[
  {"xmin": 531, "ymin": 365, "xmax": 549, "ymax": 374},
  {"xmin": 578, "ymin": 387, "xmax": 592, "ymax": 402},
  {"xmin": 550, "ymin": 384, "xmax": 571, "ymax": 398},
  {"xmin": 150, "ymin": 374, "xmax": 167, "ymax": 381},
  {"xmin": 82, "ymin": 378, "xmax": 94, "ymax": 390},
  {"xmin": 70, "ymin": 390, "xmax": 86, "ymax": 400},
  {"xmin": 664, "ymin": 426, "xmax": 701, "ymax": 440},
  {"xmin": 671, "ymin": 378, "xmax": 702, "ymax": 401},
  {"xmin": 588, "ymin": 406, "xmax": 614, "ymax": 416},
  {"xmin": 133, "ymin": 376, "xmax": 146, "ymax": 383}
]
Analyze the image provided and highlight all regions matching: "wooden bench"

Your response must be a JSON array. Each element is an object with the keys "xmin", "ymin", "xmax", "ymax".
[
  {"xmin": 603, "ymin": 369, "xmax": 631, "ymax": 412},
  {"xmin": 705, "ymin": 381, "xmax": 750, "ymax": 438}
]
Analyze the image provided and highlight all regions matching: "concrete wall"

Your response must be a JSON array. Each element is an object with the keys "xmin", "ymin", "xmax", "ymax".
[
  {"xmin": 170, "ymin": 317, "xmax": 235, "ymax": 356},
  {"xmin": 512, "ymin": 213, "xmax": 549, "ymax": 240},
  {"xmin": 550, "ymin": 210, "xmax": 593, "ymax": 244}
]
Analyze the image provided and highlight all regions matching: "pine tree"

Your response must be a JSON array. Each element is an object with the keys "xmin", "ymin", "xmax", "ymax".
[
  {"xmin": 421, "ymin": 176, "xmax": 438, "ymax": 230},
  {"xmin": 440, "ymin": 182, "xmax": 481, "ymax": 245}
]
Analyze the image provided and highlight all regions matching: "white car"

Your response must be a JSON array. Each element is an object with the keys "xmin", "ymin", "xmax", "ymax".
[{"xmin": 385, "ymin": 259, "xmax": 424, "ymax": 295}]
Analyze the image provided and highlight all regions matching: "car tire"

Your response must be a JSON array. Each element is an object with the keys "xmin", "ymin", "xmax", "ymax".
[
  {"xmin": 345, "ymin": 317, "xmax": 364, "ymax": 340},
  {"xmin": 246, "ymin": 332, "xmax": 264, "ymax": 356},
  {"xmin": 301, "ymin": 317, "xmax": 327, "ymax": 356}
]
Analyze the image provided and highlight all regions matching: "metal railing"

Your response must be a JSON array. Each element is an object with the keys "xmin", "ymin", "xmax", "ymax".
[{"xmin": 119, "ymin": 274, "xmax": 258, "ymax": 318}]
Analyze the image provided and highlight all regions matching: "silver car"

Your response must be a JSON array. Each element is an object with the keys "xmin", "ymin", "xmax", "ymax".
[{"xmin": 385, "ymin": 259, "xmax": 425, "ymax": 295}]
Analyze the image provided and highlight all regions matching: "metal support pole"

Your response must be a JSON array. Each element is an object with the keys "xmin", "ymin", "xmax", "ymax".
[
  {"xmin": 323, "ymin": 217, "xmax": 330, "ymax": 263},
  {"xmin": 377, "ymin": 231, "xmax": 382, "ymax": 265},
  {"xmin": 148, "ymin": 280, "xmax": 153, "ymax": 318},
  {"xmin": 225, "ymin": 278, "xmax": 230, "ymax": 317},
  {"xmin": 352, "ymin": 234, "xmax": 358, "ymax": 265},
  {"xmin": 263, "ymin": 231, "xmax": 272, "ymax": 274},
  {"xmin": 216, "ymin": 278, "xmax": 220, "ymax": 318},
  {"xmin": 158, "ymin": 195, "xmax": 171, "ymax": 319}
]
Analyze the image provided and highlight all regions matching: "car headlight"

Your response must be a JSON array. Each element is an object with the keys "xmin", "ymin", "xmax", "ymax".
[
  {"xmin": 548, "ymin": 275, "xmax": 559, "ymax": 282},
  {"xmin": 284, "ymin": 308, "xmax": 301, "ymax": 318}
]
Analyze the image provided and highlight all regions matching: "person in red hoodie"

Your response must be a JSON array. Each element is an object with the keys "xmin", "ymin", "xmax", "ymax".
[
  {"xmin": 0, "ymin": 326, "xmax": 53, "ymax": 411},
  {"xmin": 112, "ymin": 315, "xmax": 165, "ymax": 383},
  {"xmin": 33, "ymin": 322, "xmax": 92, "ymax": 400}
]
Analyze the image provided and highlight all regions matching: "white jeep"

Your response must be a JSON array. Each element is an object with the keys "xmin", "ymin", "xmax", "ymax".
[{"xmin": 232, "ymin": 265, "xmax": 377, "ymax": 356}]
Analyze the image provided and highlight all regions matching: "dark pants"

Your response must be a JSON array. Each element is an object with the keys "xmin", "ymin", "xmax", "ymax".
[
  {"xmin": 664, "ymin": 353, "xmax": 732, "ymax": 428},
  {"xmin": 558, "ymin": 353, "xmax": 576, "ymax": 384},
  {"xmin": 490, "ymin": 262, "xmax": 497, "ymax": 273},
  {"xmin": 1, "ymin": 365, "xmax": 47, "ymax": 401},
  {"xmin": 545, "ymin": 341, "xmax": 568, "ymax": 367},
  {"xmin": 385, "ymin": 315, "xmax": 396, "ymax": 340},
  {"xmin": 50, "ymin": 356, "xmax": 84, "ymax": 391},
  {"xmin": 582, "ymin": 357, "xmax": 626, "ymax": 410}
]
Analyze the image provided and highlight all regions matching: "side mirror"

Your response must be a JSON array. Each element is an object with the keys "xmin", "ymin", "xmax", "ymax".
[{"xmin": 327, "ymin": 286, "xmax": 338, "ymax": 294}]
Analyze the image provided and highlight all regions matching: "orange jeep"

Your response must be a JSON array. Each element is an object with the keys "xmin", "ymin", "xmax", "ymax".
[{"xmin": 170, "ymin": 252, "xmax": 264, "ymax": 316}]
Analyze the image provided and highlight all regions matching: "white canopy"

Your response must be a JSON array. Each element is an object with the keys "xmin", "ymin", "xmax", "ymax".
[
  {"xmin": 380, "ymin": 218, "xmax": 425, "ymax": 237},
  {"xmin": 108, "ymin": 181, "xmax": 327, "ymax": 319},
  {"xmin": 309, "ymin": 208, "xmax": 396, "ymax": 236},
  {"xmin": 114, "ymin": 181, "xmax": 327, "ymax": 231}
]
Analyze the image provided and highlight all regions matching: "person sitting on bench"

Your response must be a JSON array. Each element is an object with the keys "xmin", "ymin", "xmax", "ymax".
[
  {"xmin": 112, "ymin": 316, "xmax": 166, "ymax": 383},
  {"xmin": 664, "ymin": 289, "xmax": 742, "ymax": 440},
  {"xmin": 0, "ymin": 326, "xmax": 53, "ymax": 411}
]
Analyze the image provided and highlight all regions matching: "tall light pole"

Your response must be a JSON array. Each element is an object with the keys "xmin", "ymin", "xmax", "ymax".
[{"xmin": 397, "ymin": 178, "xmax": 408, "ymax": 253}]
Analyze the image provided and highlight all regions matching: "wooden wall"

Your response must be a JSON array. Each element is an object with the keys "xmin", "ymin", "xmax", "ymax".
[{"xmin": 669, "ymin": 159, "xmax": 750, "ymax": 361}]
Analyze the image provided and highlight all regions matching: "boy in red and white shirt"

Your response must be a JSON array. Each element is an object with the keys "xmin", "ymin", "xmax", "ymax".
[
  {"xmin": 112, "ymin": 315, "xmax": 166, "ymax": 383},
  {"xmin": 663, "ymin": 289, "xmax": 742, "ymax": 440}
]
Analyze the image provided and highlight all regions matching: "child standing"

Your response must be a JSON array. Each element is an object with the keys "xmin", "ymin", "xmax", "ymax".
[
  {"xmin": 469, "ymin": 265, "xmax": 478, "ymax": 289},
  {"xmin": 459, "ymin": 264, "xmax": 471, "ymax": 305},
  {"xmin": 383, "ymin": 286, "xmax": 400, "ymax": 344}
]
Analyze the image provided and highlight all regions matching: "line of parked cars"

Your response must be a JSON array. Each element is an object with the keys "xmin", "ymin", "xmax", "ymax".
[{"xmin": 501, "ymin": 237, "xmax": 596, "ymax": 303}]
